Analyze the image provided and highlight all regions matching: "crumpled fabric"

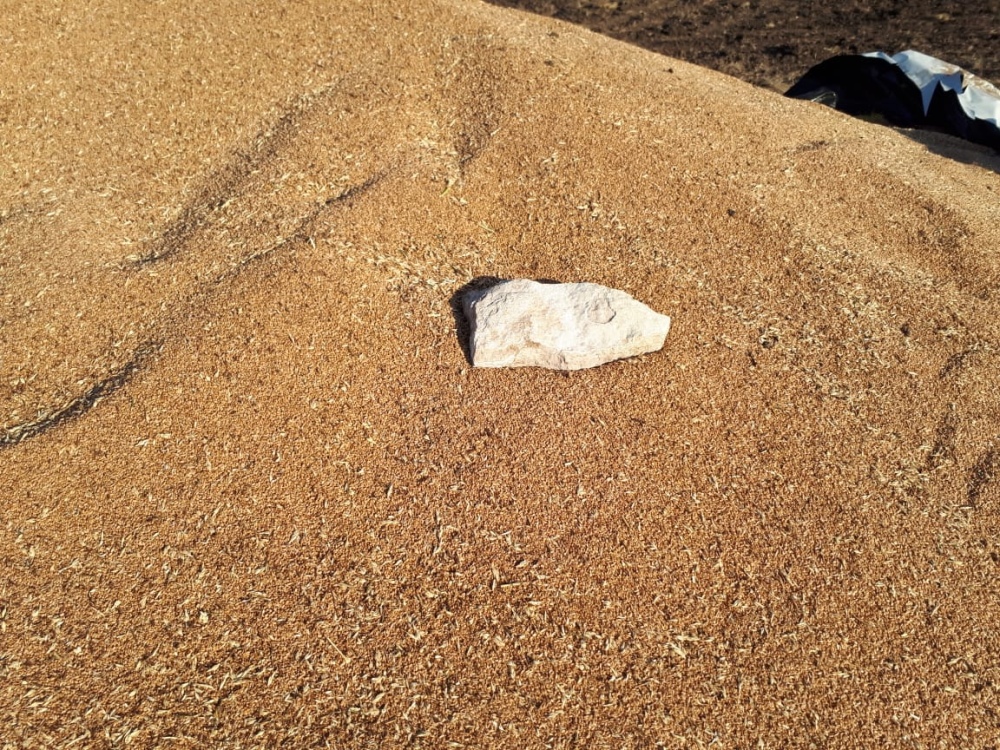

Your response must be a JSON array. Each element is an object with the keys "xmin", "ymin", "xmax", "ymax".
[{"xmin": 786, "ymin": 49, "xmax": 1000, "ymax": 151}]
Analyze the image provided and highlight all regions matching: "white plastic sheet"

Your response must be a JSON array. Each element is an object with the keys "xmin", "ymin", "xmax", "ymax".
[{"xmin": 864, "ymin": 49, "xmax": 1000, "ymax": 127}]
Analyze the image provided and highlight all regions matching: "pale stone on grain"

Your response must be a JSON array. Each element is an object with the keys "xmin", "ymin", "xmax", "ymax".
[{"xmin": 463, "ymin": 279, "xmax": 671, "ymax": 370}]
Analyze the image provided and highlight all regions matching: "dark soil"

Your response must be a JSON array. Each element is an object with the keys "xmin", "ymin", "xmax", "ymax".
[{"xmin": 487, "ymin": 0, "xmax": 1000, "ymax": 93}]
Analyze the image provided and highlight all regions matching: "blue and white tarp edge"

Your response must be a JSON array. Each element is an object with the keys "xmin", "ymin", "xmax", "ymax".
[{"xmin": 865, "ymin": 50, "xmax": 1000, "ymax": 127}]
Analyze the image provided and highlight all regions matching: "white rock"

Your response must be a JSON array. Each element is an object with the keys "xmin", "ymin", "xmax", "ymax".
[{"xmin": 463, "ymin": 279, "xmax": 671, "ymax": 370}]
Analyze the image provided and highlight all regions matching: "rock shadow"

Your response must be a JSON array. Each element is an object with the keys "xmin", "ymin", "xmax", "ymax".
[
  {"xmin": 449, "ymin": 276, "xmax": 564, "ymax": 365},
  {"xmin": 450, "ymin": 276, "xmax": 505, "ymax": 365}
]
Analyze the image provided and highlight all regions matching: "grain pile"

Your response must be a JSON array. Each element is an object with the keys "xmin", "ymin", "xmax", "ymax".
[{"xmin": 1, "ymin": 1, "xmax": 999, "ymax": 747}]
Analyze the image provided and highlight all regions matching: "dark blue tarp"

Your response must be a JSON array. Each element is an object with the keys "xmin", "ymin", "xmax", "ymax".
[{"xmin": 786, "ymin": 50, "xmax": 1000, "ymax": 151}]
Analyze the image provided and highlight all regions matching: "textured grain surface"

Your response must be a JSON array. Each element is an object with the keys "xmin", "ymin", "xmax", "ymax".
[{"xmin": 1, "ymin": 1, "xmax": 999, "ymax": 747}]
